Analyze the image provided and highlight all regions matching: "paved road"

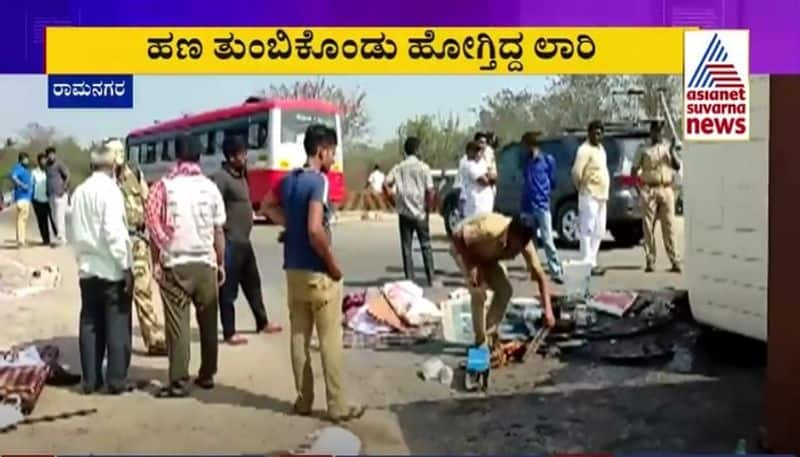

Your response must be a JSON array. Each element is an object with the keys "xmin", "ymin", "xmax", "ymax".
[
  {"xmin": 0, "ymin": 211, "xmax": 763, "ymax": 454},
  {"xmin": 252, "ymin": 214, "xmax": 687, "ymax": 327}
]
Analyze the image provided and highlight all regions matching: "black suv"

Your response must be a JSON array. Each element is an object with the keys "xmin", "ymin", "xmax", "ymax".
[{"xmin": 440, "ymin": 127, "xmax": 683, "ymax": 247}]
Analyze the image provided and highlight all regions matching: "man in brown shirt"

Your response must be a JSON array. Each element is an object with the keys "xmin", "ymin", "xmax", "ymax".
[
  {"xmin": 451, "ymin": 212, "xmax": 556, "ymax": 349},
  {"xmin": 631, "ymin": 120, "xmax": 682, "ymax": 273}
]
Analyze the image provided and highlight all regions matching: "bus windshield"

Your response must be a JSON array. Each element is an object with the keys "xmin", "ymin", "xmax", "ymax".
[{"xmin": 281, "ymin": 109, "xmax": 337, "ymax": 144}]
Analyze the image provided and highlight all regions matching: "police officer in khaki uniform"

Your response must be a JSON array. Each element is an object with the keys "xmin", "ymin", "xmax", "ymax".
[
  {"xmin": 109, "ymin": 139, "xmax": 168, "ymax": 356},
  {"xmin": 451, "ymin": 212, "xmax": 557, "ymax": 351},
  {"xmin": 631, "ymin": 121, "xmax": 682, "ymax": 273}
]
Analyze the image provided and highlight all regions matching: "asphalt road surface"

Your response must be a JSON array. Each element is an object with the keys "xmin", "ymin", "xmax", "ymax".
[{"xmin": 0, "ymin": 212, "xmax": 764, "ymax": 454}]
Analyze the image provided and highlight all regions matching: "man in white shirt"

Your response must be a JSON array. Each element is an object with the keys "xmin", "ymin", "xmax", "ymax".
[
  {"xmin": 145, "ymin": 133, "xmax": 226, "ymax": 398},
  {"xmin": 364, "ymin": 164, "xmax": 386, "ymax": 216},
  {"xmin": 459, "ymin": 140, "xmax": 495, "ymax": 219},
  {"xmin": 366, "ymin": 165, "xmax": 385, "ymax": 193},
  {"xmin": 31, "ymin": 153, "xmax": 57, "ymax": 245},
  {"xmin": 69, "ymin": 141, "xmax": 134, "ymax": 395},
  {"xmin": 475, "ymin": 132, "xmax": 497, "ymax": 195}
]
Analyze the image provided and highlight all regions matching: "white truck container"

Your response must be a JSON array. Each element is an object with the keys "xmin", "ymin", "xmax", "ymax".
[{"xmin": 684, "ymin": 75, "xmax": 768, "ymax": 342}]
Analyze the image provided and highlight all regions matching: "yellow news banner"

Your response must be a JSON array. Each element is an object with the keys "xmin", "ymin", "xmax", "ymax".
[{"xmin": 45, "ymin": 27, "xmax": 693, "ymax": 75}]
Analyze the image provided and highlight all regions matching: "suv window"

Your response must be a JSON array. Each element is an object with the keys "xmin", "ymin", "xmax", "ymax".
[
  {"xmin": 540, "ymin": 138, "xmax": 579, "ymax": 169},
  {"xmin": 615, "ymin": 137, "xmax": 645, "ymax": 175},
  {"xmin": 563, "ymin": 135, "xmax": 645, "ymax": 175}
]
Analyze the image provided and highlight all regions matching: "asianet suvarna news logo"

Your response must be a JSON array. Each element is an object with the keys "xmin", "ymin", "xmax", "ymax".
[{"xmin": 683, "ymin": 30, "xmax": 750, "ymax": 141}]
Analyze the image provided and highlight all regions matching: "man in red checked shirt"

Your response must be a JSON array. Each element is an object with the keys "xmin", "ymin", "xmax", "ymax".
[{"xmin": 145, "ymin": 133, "xmax": 227, "ymax": 398}]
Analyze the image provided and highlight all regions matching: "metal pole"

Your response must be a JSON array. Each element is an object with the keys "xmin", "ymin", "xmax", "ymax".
[{"xmin": 657, "ymin": 89, "xmax": 683, "ymax": 158}]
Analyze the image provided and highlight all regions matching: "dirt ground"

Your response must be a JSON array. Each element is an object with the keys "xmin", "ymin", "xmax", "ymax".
[{"xmin": 0, "ymin": 212, "xmax": 765, "ymax": 454}]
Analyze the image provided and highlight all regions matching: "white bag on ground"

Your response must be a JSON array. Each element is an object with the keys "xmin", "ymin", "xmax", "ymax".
[
  {"xmin": 405, "ymin": 296, "xmax": 442, "ymax": 326},
  {"xmin": 304, "ymin": 426, "xmax": 362, "ymax": 455}
]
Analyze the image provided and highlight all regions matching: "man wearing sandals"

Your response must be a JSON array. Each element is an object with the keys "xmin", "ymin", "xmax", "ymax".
[
  {"xmin": 145, "ymin": 134, "xmax": 226, "ymax": 397},
  {"xmin": 212, "ymin": 135, "xmax": 282, "ymax": 346},
  {"xmin": 261, "ymin": 124, "xmax": 365, "ymax": 423}
]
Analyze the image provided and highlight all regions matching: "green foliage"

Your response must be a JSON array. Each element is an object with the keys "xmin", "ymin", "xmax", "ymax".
[
  {"xmin": 1, "ymin": 76, "xmax": 684, "ymax": 195},
  {"xmin": 0, "ymin": 123, "xmax": 93, "ymax": 193},
  {"xmin": 344, "ymin": 75, "xmax": 683, "ymax": 189}
]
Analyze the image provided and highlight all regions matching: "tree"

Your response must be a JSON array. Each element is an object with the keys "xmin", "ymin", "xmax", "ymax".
[
  {"xmin": 260, "ymin": 78, "xmax": 370, "ymax": 142},
  {"xmin": 395, "ymin": 114, "xmax": 471, "ymax": 169},
  {"xmin": 0, "ymin": 124, "xmax": 93, "ymax": 188},
  {"xmin": 18, "ymin": 123, "xmax": 58, "ymax": 155},
  {"xmin": 472, "ymin": 89, "xmax": 546, "ymax": 145},
  {"xmin": 627, "ymin": 75, "xmax": 684, "ymax": 136},
  {"xmin": 473, "ymin": 75, "xmax": 685, "ymax": 144}
]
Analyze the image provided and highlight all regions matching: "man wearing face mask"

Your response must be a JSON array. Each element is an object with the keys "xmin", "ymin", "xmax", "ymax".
[{"xmin": 212, "ymin": 135, "xmax": 282, "ymax": 346}]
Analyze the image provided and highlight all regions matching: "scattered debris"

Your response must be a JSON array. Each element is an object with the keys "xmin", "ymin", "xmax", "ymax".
[
  {"xmin": 562, "ymin": 260, "xmax": 592, "ymax": 300},
  {"xmin": 464, "ymin": 346, "xmax": 490, "ymax": 392},
  {"xmin": 293, "ymin": 426, "xmax": 362, "ymax": 455},
  {"xmin": 419, "ymin": 357, "xmax": 446, "ymax": 381},
  {"xmin": 1, "ymin": 407, "xmax": 98, "ymax": 433},
  {"xmin": 586, "ymin": 290, "xmax": 638, "ymax": 317},
  {"xmin": 0, "ymin": 345, "xmax": 80, "ymax": 414},
  {"xmin": 0, "ymin": 257, "xmax": 61, "ymax": 301},
  {"xmin": 668, "ymin": 345, "xmax": 694, "ymax": 373},
  {"xmin": 438, "ymin": 364, "xmax": 454, "ymax": 386},
  {"xmin": 0, "ymin": 399, "xmax": 23, "ymax": 431}
]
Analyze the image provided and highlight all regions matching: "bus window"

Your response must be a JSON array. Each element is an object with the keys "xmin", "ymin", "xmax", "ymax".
[
  {"xmin": 194, "ymin": 132, "xmax": 211, "ymax": 155},
  {"xmin": 224, "ymin": 121, "xmax": 250, "ymax": 145},
  {"xmin": 166, "ymin": 140, "xmax": 175, "ymax": 161},
  {"xmin": 145, "ymin": 143, "xmax": 157, "ymax": 163},
  {"xmin": 214, "ymin": 130, "xmax": 225, "ymax": 155},
  {"xmin": 281, "ymin": 110, "xmax": 336, "ymax": 144},
  {"xmin": 155, "ymin": 142, "xmax": 163, "ymax": 162},
  {"xmin": 128, "ymin": 145, "xmax": 140, "ymax": 163},
  {"xmin": 248, "ymin": 120, "xmax": 268, "ymax": 148},
  {"xmin": 160, "ymin": 140, "xmax": 172, "ymax": 162}
]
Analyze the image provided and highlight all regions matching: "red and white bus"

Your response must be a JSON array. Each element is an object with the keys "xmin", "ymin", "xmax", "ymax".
[{"xmin": 125, "ymin": 97, "xmax": 346, "ymax": 210}]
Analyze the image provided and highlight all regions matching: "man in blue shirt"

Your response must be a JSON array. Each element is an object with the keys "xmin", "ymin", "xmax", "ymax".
[
  {"xmin": 261, "ymin": 124, "xmax": 365, "ymax": 424},
  {"xmin": 518, "ymin": 132, "xmax": 564, "ymax": 283},
  {"xmin": 10, "ymin": 152, "xmax": 34, "ymax": 247}
]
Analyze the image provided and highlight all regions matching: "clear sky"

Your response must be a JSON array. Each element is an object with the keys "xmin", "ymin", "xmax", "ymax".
[{"xmin": 0, "ymin": 75, "xmax": 547, "ymax": 146}]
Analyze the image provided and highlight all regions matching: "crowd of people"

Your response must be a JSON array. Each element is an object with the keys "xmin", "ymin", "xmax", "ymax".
[
  {"xmin": 3, "ymin": 117, "xmax": 681, "ymax": 422},
  {"xmin": 370, "ymin": 119, "xmax": 681, "ymax": 353},
  {"xmin": 9, "ymin": 147, "xmax": 70, "ymax": 247}
]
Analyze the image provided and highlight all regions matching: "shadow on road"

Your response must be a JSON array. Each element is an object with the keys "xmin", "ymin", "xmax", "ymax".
[
  {"xmin": 387, "ymin": 374, "xmax": 760, "ymax": 453},
  {"xmin": 383, "ymin": 328, "xmax": 763, "ymax": 453},
  {"xmin": 19, "ymin": 334, "xmax": 297, "ymax": 415}
]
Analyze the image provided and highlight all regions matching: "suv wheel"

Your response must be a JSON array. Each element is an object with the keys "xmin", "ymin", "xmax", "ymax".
[
  {"xmin": 442, "ymin": 199, "xmax": 462, "ymax": 237},
  {"xmin": 555, "ymin": 200, "xmax": 580, "ymax": 249}
]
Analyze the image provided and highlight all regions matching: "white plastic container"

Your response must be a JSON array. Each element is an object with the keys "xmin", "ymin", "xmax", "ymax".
[{"xmin": 562, "ymin": 260, "xmax": 592, "ymax": 300}]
